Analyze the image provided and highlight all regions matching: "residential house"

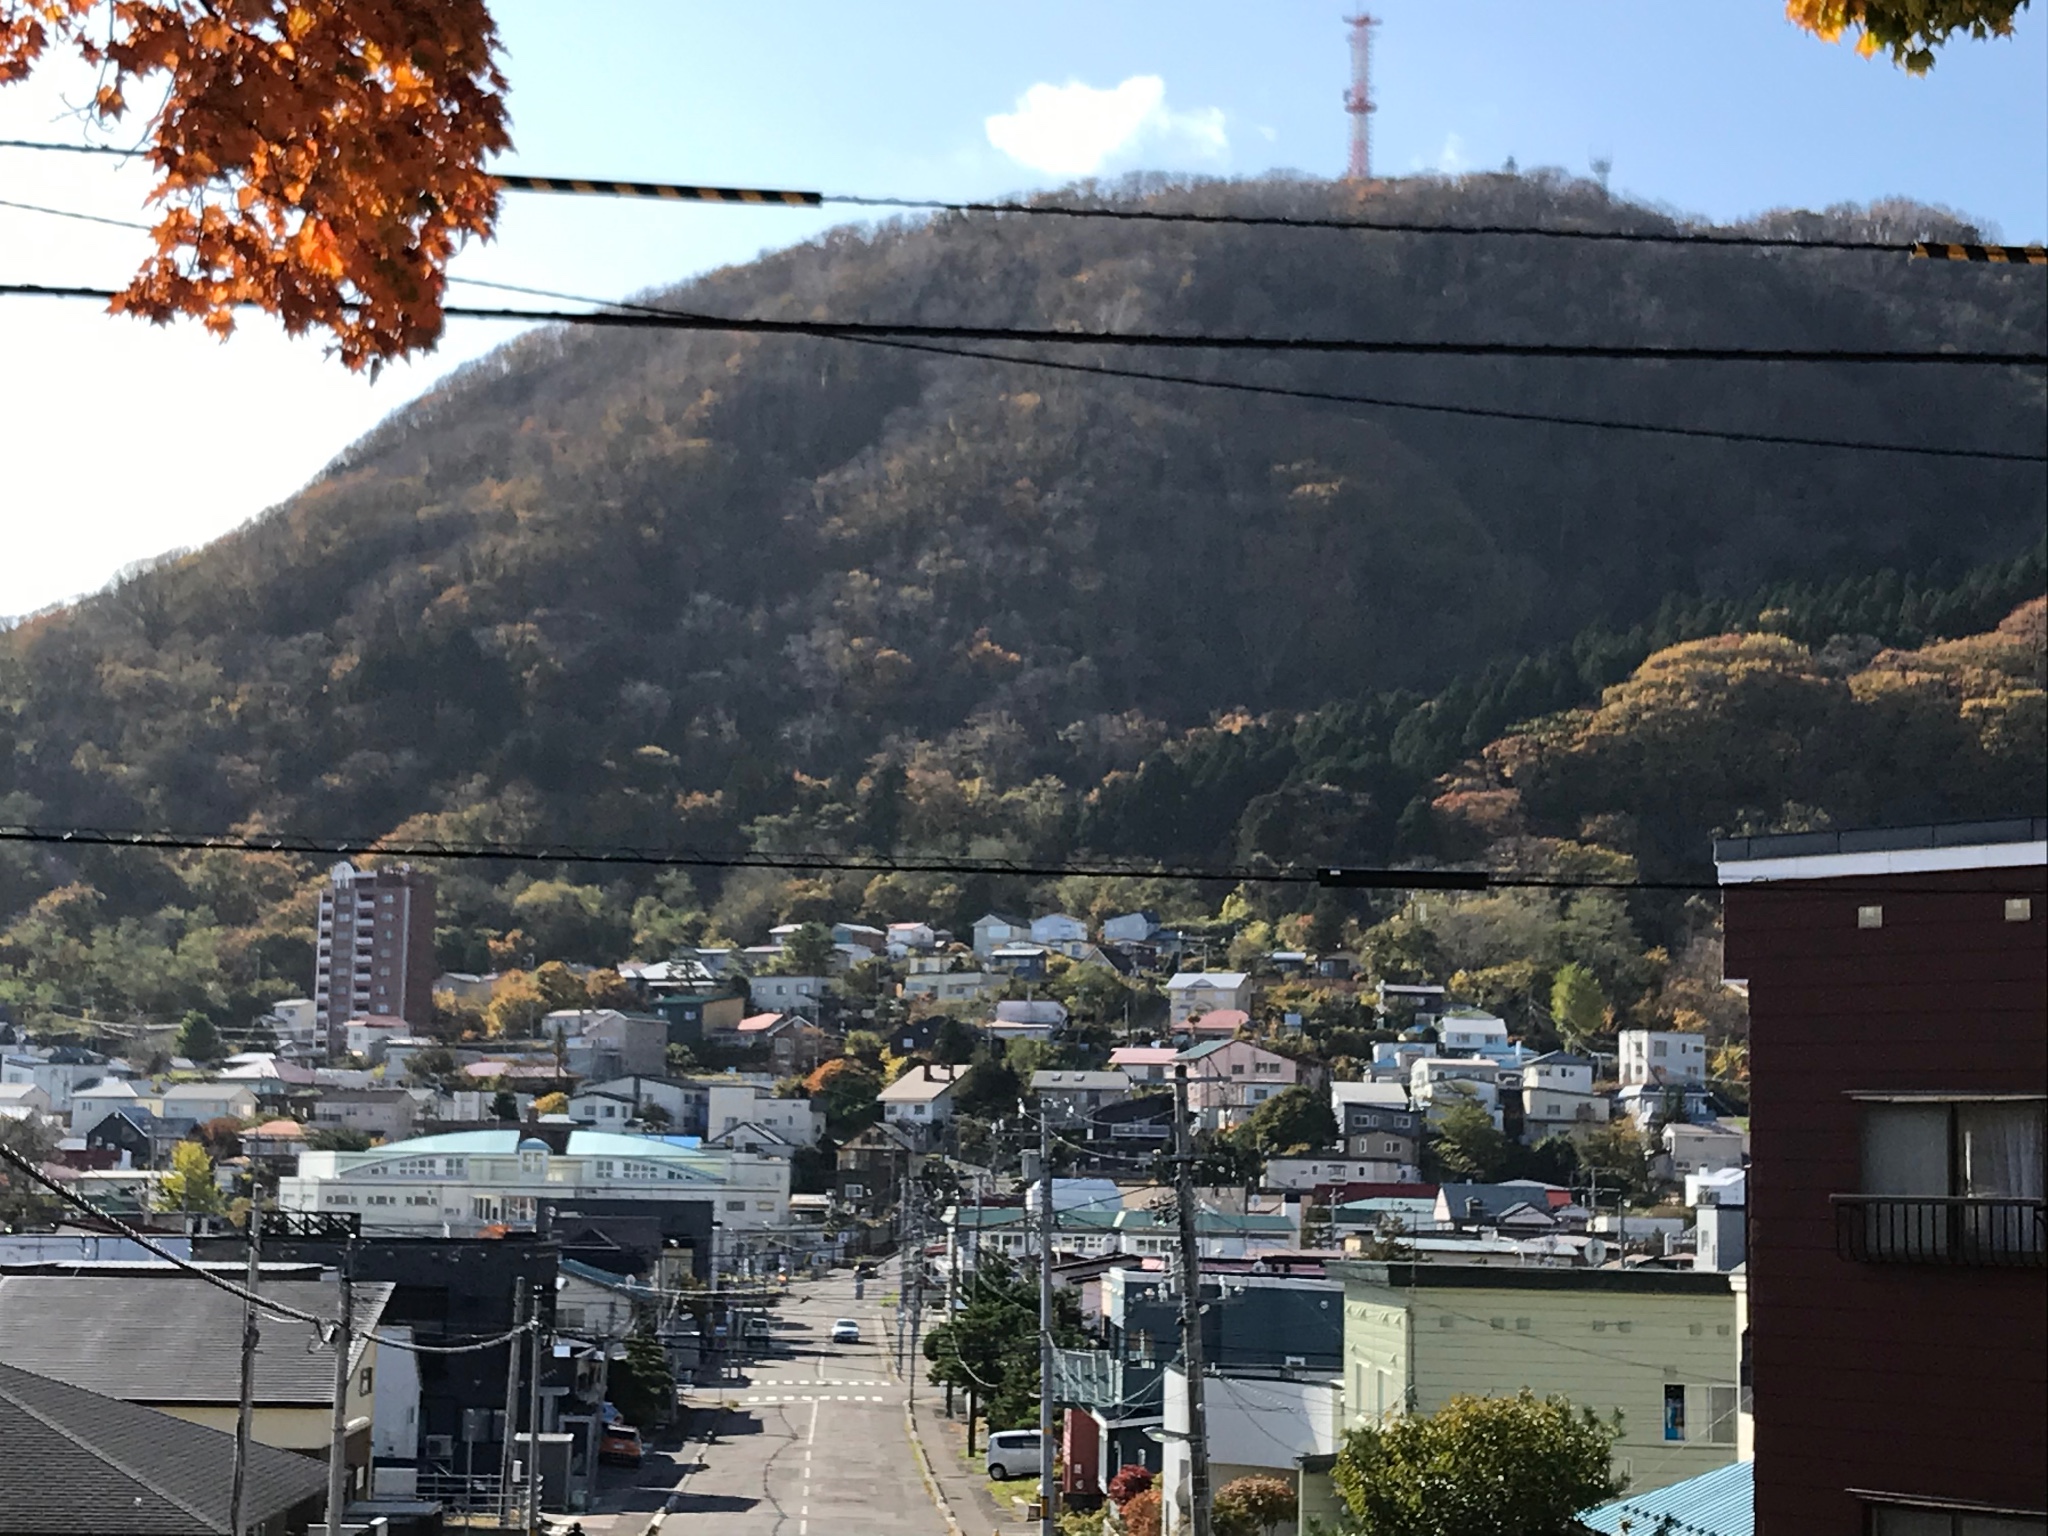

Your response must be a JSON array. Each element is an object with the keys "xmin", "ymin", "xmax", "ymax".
[
  {"xmin": 1313, "ymin": 952, "xmax": 1357, "ymax": 981},
  {"xmin": 1716, "ymin": 820, "xmax": 2046, "ymax": 1532},
  {"xmin": 901, "ymin": 968, "xmax": 1001, "ymax": 1004},
  {"xmin": 83, "ymin": 1109, "xmax": 155, "ymax": 1169},
  {"xmin": 0, "ymin": 1272, "xmax": 392, "ymax": 1501},
  {"xmin": 705, "ymin": 1081, "xmax": 823, "ymax": 1146},
  {"xmin": 1617, "ymin": 1080, "xmax": 1716, "ymax": 1129},
  {"xmin": 1109, "ymin": 1046, "xmax": 1179, "ymax": 1084},
  {"xmin": 990, "ymin": 998, "xmax": 1068, "ymax": 1041},
  {"xmin": 1663, "ymin": 1120, "xmax": 1745, "ymax": 1178},
  {"xmin": 543, "ymin": 1007, "xmax": 668, "ymax": 1079},
  {"xmin": 1334, "ymin": 1261, "xmax": 1740, "ymax": 1494},
  {"xmin": 1619, "ymin": 1028, "xmax": 1709, "ymax": 1087},
  {"xmin": 570, "ymin": 1074, "xmax": 716, "ymax": 1135},
  {"xmin": 1100, "ymin": 911, "xmax": 1162, "ymax": 945},
  {"xmin": 309, "ymin": 1086, "xmax": 416, "ymax": 1143},
  {"xmin": 278, "ymin": 1126, "xmax": 791, "ymax": 1234},
  {"xmin": 0, "ymin": 1083, "xmax": 51, "ymax": 1123},
  {"xmin": 66, "ymin": 1076, "xmax": 144, "ymax": 1136},
  {"xmin": 1433, "ymin": 1181, "xmax": 1579, "ymax": 1235},
  {"xmin": 1520, "ymin": 1053, "xmax": 1613, "ymax": 1144},
  {"xmin": 1409, "ymin": 1058, "xmax": 1503, "ymax": 1127},
  {"xmin": 1581, "ymin": 1462, "xmax": 1755, "ymax": 1536},
  {"xmin": 971, "ymin": 913, "xmax": 1028, "ymax": 957},
  {"xmin": 1161, "ymin": 1367, "xmax": 1341, "ymax": 1536},
  {"xmin": 885, "ymin": 921, "xmax": 938, "ymax": 955},
  {"xmin": 831, "ymin": 922, "xmax": 888, "ymax": 955},
  {"xmin": 342, "ymin": 1016, "xmax": 407, "ymax": 1062},
  {"xmin": 1166, "ymin": 972, "xmax": 1253, "ymax": 1027},
  {"xmin": 728, "ymin": 1012, "xmax": 828, "ymax": 1074},
  {"xmin": 834, "ymin": 1121, "xmax": 920, "ymax": 1218},
  {"xmin": 745, "ymin": 975, "xmax": 831, "ymax": 1014},
  {"xmin": 1329, "ymin": 1082, "xmax": 1424, "ymax": 1166},
  {"xmin": 241, "ymin": 1118, "xmax": 307, "ymax": 1169},
  {"xmin": 637, "ymin": 977, "xmax": 747, "ymax": 1049},
  {"xmin": 1264, "ymin": 1154, "xmax": 1421, "ymax": 1192},
  {"xmin": 0, "ymin": 1046, "xmax": 113, "ymax": 1113},
  {"xmin": 1181, "ymin": 1008, "xmax": 1250, "ymax": 1041},
  {"xmin": 877, "ymin": 1063, "xmax": 970, "ymax": 1147},
  {"xmin": 986, "ymin": 943, "xmax": 1050, "ymax": 979},
  {"xmin": 1059, "ymin": 1095, "xmax": 1174, "ymax": 1172},
  {"xmin": 1030, "ymin": 913, "xmax": 1089, "ymax": 947},
  {"xmin": 1437, "ymin": 1007, "xmax": 1513, "ymax": 1057},
  {"xmin": 1373, "ymin": 981, "xmax": 1448, "ymax": 1026},
  {"xmin": 160, "ymin": 1081, "xmax": 259, "ymax": 1125},
  {"xmin": 566, "ymin": 1087, "xmax": 641, "ymax": 1129},
  {"xmin": 1690, "ymin": 1169, "xmax": 1747, "ymax": 1274},
  {"xmin": 0, "ymin": 1359, "xmax": 328, "ymax": 1534},
  {"xmin": 1180, "ymin": 1038, "xmax": 1297, "ymax": 1130},
  {"xmin": 1031, "ymin": 1070, "xmax": 1133, "ymax": 1122}
]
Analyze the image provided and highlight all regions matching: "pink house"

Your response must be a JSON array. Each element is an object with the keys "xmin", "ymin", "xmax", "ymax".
[
  {"xmin": 1179, "ymin": 1038, "xmax": 1298, "ymax": 1129},
  {"xmin": 1182, "ymin": 1008, "xmax": 1250, "ymax": 1040},
  {"xmin": 1108, "ymin": 1046, "xmax": 1180, "ymax": 1084}
]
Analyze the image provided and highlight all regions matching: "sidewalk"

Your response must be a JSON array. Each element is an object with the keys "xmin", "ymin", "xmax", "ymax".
[{"xmin": 907, "ymin": 1389, "xmax": 1040, "ymax": 1536}]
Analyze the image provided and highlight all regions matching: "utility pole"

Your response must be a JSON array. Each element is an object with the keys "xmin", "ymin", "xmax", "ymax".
[
  {"xmin": 905, "ymin": 1173, "xmax": 925, "ymax": 1409},
  {"xmin": 229, "ymin": 1213, "xmax": 261, "ymax": 1536},
  {"xmin": 1172, "ymin": 1063, "xmax": 1213, "ymax": 1536},
  {"xmin": 525, "ymin": 1280, "xmax": 543, "ymax": 1536},
  {"xmin": 1037, "ymin": 1101, "xmax": 1056, "ymax": 1536},
  {"xmin": 497, "ymin": 1285, "xmax": 526, "ymax": 1523},
  {"xmin": 325, "ymin": 1251, "xmax": 354, "ymax": 1536}
]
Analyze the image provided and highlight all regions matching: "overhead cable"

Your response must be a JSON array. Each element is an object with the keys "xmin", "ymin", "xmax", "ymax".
[
  {"xmin": 2, "ymin": 281, "xmax": 2041, "ymax": 366},
  {"xmin": 7, "ymin": 136, "xmax": 2045, "ymax": 260}
]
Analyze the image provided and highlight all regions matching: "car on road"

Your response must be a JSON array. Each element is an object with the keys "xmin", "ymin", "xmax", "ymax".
[
  {"xmin": 830, "ymin": 1317, "xmax": 860, "ymax": 1344},
  {"xmin": 599, "ymin": 1424, "xmax": 644, "ymax": 1467},
  {"xmin": 854, "ymin": 1262, "xmax": 878, "ymax": 1278},
  {"xmin": 984, "ymin": 1430, "xmax": 1046, "ymax": 1481}
]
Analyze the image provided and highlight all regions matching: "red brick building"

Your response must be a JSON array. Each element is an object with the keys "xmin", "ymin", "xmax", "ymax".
[
  {"xmin": 312, "ymin": 859, "xmax": 436, "ymax": 1056},
  {"xmin": 1718, "ymin": 820, "xmax": 2045, "ymax": 1536}
]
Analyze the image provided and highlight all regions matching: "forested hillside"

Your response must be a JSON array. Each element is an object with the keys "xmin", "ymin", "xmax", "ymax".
[{"xmin": 0, "ymin": 170, "xmax": 2042, "ymax": 1032}]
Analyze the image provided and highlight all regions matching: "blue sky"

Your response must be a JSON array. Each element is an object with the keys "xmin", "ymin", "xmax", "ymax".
[{"xmin": 1, "ymin": 0, "xmax": 2043, "ymax": 616}]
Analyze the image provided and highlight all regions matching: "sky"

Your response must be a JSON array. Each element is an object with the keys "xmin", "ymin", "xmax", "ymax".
[{"xmin": 1, "ymin": 0, "xmax": 2043, "ymax": 618}]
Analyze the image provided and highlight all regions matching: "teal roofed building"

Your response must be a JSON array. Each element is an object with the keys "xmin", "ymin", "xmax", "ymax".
[
  {"xmin": 1580, "ymin": 1459, "xmax": 1753, "ymax": 1536},
  {"xmin": 278, "ymin": 1126, "xmax": 790, "ymax": 1235}
]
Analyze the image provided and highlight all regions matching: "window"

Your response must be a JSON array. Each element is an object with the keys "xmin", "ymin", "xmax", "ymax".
[
  {"xmin": 1854, "ymin": 1099, "xmax": 2046, "ymax": 1259},
  {"xmin": 2007, "ymin": 897, "xmax": 2034, "ymax": 923},
  {"xmin": 1705, "ymin": 1384, "xmax": 1738, "ymax": 1445},
  {"xmin": 1858, "ymin": 903, "xmax": 1884, "ymax": 929},
  {"xmin": 726, "ymin": 1199, "xmax": 746, "ymax": 1211},
  {"xmin": 1662, "ymin": 1384, "xmax": 1686, "ymax": 1441}
]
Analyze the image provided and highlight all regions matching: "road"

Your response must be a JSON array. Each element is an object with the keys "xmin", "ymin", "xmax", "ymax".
[{"xmin": 582, "ymin": 1262, "xmax": 949, "ymax": 1536}]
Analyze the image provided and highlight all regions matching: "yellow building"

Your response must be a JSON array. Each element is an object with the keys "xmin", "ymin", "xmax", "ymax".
[{"xmin": 1333, "ymin": 1261, "xmax": 1739, "ymax": 1495}]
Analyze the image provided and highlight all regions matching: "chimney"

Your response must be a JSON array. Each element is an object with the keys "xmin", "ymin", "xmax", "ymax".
[{"xmin": 923, "ymin": 1063, "xmax": 933, "ymax": 1081}]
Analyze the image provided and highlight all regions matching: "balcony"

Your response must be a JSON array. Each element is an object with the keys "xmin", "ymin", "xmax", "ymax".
[{"xmin": 1833, "ymin": 1195, "xmax": 2047, "ymax": 1268}]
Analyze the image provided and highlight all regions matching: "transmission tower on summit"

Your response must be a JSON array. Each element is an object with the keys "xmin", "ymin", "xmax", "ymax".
[{"xmin": 1343, "ymin": 12, "xmax": 1379, "ymax": 181}]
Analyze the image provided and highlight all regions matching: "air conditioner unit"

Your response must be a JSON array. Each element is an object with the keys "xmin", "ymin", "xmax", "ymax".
[
  {"xmin": 1283, "ymin": 1354, "xmax": 1306, "ymax": 1368},
  {"xmin": 423, "ymin": 1434, "xmax": 454, "ymax": 1460}
]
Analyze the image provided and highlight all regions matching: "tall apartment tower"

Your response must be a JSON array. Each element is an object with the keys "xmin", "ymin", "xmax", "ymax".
[{"xmin": 313, "ymin": 860, "xmax": 437, "ymax": 1055}]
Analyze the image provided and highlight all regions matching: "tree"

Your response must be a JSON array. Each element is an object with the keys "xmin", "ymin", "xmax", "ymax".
[
  {"xmin": 195, "ymin": 1116, "xmax": 245, "ymax": 1161},
  {"xmin": 0, "ymin": 1118, "xmax": 61, "ymax": 1230},
  {"xmin": 803, "ymin": 1058, "xmax": 883, "ymax": 1139},
  {"xmin": 532, "ymin": 1091, "xmax": 568, "ymax": 1116},
  {"xmin": 1578, "ymin": 1118, "xmax": 1656, "ymax": 1205},
  {"xmin": 532, "ymin": 959, "xmax": 590, "ymax": 1013},
  {"xmin": 1213, "ymin": 1475, "xmax": 1298, "ymax": 1536},
  {"xmin": 1330, "ymin": 1390, "xmax": 1622, "ymax": 1536},
  {"xmin": 1122, "ymin": 1488, "xmax": 1163, "ymax": 1536},
  {"xmin": 923, "ymin": 1253, "xmax": 1083, "ymax": 1433},
  {"xmin": 1233, "ymin": 1084, "xmax": 1339, "ymax": 1159},
  {"xmin": 484, "ymin": 970, "xmax": 549, "ymax": 1037},
  {"xmin": 779, "ymin": 922, "xmax": 838, "ymax": 977},
  {"xmin": 608, "ymin": 1317, "xmax": 675, "ymax": 1428},
  {"xmin": 1785, "ymin": 0, "xmax": 2031, "ymax": 72},
  {"xmin": 303, "ymin": 1124, "xmax": 374, "ymax": 1151},
  {"xmin": 931, "ymin": 1015, "xmax": 980, "ymax": 1066},
  {"xmin": 1106, "ymin": 1464, "xmax": 1155, "ymax": 1508},
  {"xmin": 175, "ymin": 1009, "xmax": 224, "ymax": 1063},
  {"xmin": 1424, "ymin": 1088, "xmax": 1509, "ymax": 1181},
  {"xmin": 156, "ymin": 1140, "xmax": 226, "ymax": 1214},
  {"xmin": 0, "ymin": 0, "xmax": 510, "ymax": 367},
  {"xmin": 490, "ymin": 1087, "xmax": 518, "ymax": 1121},
  {"xmin": 1549, "ymin": 963, "xmax": 1608, "ymax": 1053}
]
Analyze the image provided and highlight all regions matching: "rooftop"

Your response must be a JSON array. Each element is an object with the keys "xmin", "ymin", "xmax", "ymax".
[
  {"xmin": 1333, "ymin": 1260, "xmax": 1733, "ymax": 1295},
  {"xmin": 1716, "ymin": 816, "xmax": 2047, "ymax": 880},
  {"xmin": 0, "ymin": 1360, "xmax": 328, "ymax": 1534},
  {"xmin": 879, "ymin": 1065, "xmax": 969, "ymax": 1104}
]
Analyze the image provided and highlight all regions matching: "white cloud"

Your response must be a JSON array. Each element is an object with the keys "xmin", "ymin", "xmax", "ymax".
[
  {"xmin": 985, "ymin": 75, "xmax": 1227, "ymax": 177},
  {"xmin": 1427, "ymin": 132, "xmax": 1467, "ymax": 173}
]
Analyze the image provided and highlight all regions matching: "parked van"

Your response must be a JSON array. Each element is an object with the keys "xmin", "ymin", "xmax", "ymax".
[{"xmin": 984, "ymin": 1430, "xmax": 1047, "ymax": 1481}]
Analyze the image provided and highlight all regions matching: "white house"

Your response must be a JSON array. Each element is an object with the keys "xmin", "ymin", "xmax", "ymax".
[
  {"xmin": 885, "ymin": 922, "xmax": 937, "ymax": 956},
  {"xmin": 742, "ymin": 975, "xmax": 831, "ymax": 1013},
  {"xmin": 0, "ymin": 1083, "xmax": 52, "ymax": 1123},
  {"xmin": 1618, "ymin": 1029, "xmax": 1708, "ymax": 1087},
  {"xmin": 1409, "ymin": 1059, "xmax": 1503, "ymax": 1127},
  {"xmin": 1, "ymin": 1049, "xmax": 115, "ymax": 1113},
  {"xmin": 1438, "ymin": 1007, "xmax": 1513, "ymax": 1057},
  {"xmin": 160, "ymin": 1082, "xmax": 260, "ymax": 1124},
  {"xmin": 1263, "ymin": 1154, "xmax": 1420, "ymax": 1191},
  {"xmin": 1663, "ymin": 1121, "xmax": 1745, "ymax": 1178},
  {"xmin": 278, "ymin": 1127, "xmax": 791, "ymax": 1233},
  {"xmin": 989, "ymin": 999, "xmax": 1068, "ymax": 1043},
  {"xmin": 1166, "ymin": 972, "xmax": 1253, "ymax": 1027},
  {"xmin": 705, "ymin": 1082, "xmax": 823, "ymax": 1145},
  {"xmin": 1029, "ymin": 914, "xmax": 1088, "ymax": 945},
  {"xmin": 902, "ymin": 970, "xmax": 1001, "ymax": 1004},
  {"xmin": 1108, "ymin": 1047, "xmax": 1179, "ymax": 1084},
  {"xmin": 62, "ymin": 1078, "xmax": 140, "ymax": 1135},
  {"xmin": 1161, "ymin": 1367, "xmax": 1340, "ymax": 1534},
  {"xmin": 878, "ymin": 1064, "xmax": 970, "ymax": 1145},
  {"xmin": 1520, "ymin": 1083, "xmax": 1612, "ymax": 1144}
]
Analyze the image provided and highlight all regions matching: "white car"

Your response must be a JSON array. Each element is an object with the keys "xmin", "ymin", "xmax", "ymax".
[
  {"xmin": 830, "ymin": 1318, "xmax": 860, "ymax": 1344},
  {"xmin": 984, "ymin": 1430, "xmax": 1046, "ymax": 1481}
]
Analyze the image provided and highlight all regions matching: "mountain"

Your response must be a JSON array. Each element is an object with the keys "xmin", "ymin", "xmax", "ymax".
[{"xmin": 0, "ymin": 171, "xmax": 2042, "ymax": 1029}]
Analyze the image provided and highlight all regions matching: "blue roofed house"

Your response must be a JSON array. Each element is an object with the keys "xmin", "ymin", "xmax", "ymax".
[{"xmin": 1580, "ymin": 1459, "xmax": 1754, "ymax": 1536}]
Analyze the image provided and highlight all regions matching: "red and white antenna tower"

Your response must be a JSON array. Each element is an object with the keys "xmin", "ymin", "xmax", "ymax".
[{"xmin": 1343, "ymin": 12, "xmax": 1378, "ymax": 181}]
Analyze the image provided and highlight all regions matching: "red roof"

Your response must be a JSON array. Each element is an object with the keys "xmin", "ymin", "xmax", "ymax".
[
  {"xmin": 737, "ymin": 1012, "xmax": 789, "ymax": 1033},
  {"xmin": 1187, "ymin": 1009, "xmax": 1250, "ymax": 1032}
]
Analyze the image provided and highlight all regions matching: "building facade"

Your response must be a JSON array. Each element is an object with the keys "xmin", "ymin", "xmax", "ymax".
[
  {"xmin": 1718, "ymin": 821, "xmax": 2046, "ymax": 1534},
  {"xmin": 314, "ymin": 860, "xmax": 436, "ymax": 1055}
]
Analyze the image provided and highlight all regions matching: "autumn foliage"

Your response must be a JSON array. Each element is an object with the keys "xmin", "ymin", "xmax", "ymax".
[
  {"xmin": 1785, "ymin": 0, "xmax": 2031, "ymax": 72},
  {"xmin": 0, "ymin": 0, "xmax": 510, "ymax": 369}
]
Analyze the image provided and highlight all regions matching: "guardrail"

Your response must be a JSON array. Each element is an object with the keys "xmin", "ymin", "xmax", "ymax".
[{"xmin": 1832, "ymin": 1195, "xmax": 2047, "ymax": 1268}]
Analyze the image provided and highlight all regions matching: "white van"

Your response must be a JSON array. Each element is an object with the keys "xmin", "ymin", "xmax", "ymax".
[{"xmin": 984, "ymin": 1430, "xmax": 1047, "ymax": 1481}]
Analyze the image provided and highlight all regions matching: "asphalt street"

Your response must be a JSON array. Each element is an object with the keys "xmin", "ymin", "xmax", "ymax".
[{"xmin": 579, "ymin": 1262, "xmax": 949, "ymax": 1536}]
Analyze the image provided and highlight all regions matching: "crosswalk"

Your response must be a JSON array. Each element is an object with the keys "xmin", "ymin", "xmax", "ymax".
[{"xmin": 710, "ymin": 1389, "xmax": 895, "ymax": 1405}]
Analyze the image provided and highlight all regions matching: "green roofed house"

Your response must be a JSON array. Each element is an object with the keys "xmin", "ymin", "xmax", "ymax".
[
  {"xmin": 0, "ymin": 1359, "xmax": 327, "ymax": 1534},
  {"xmin": 1330, "ymin": 1261, "xmax": 1739, "ymax": 1497}
]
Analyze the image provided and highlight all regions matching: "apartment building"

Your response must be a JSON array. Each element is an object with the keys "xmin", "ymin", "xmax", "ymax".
[{"xmin": 313, "ymin": 860, "xmax": 436, "ymax": 1055}]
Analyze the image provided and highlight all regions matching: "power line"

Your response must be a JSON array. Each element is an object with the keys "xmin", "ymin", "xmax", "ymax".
[
  {"xmin": 3, "ymin": 281, "xmax": 2041, "ymax": 366},
  {"xmin": 8, "ymin": 136, "xmax": 2045, "ymax": 259},
  {"xmin": 4, "ymin": 204, "xmax": 2039, "ymax": 456},
  {"xmin": 1, "ymin": 822, "xmax": 2035, "ymax": 896},
  {"xmin": 452, "ymin": 275, "xmax": 2048, "ymax": 464}
]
